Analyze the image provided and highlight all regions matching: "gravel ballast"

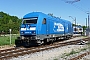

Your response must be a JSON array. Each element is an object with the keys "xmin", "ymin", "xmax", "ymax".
[{"xmin": 10, "ymin": 44, "xmax": 89, "ymax": 60}]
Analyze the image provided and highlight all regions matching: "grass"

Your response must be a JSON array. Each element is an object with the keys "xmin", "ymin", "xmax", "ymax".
[
  {"xmin": 80, "ymin": 48, "xmax": 87, "ymax": 51},
  {"xmin": 53, "ymin": 59, "xmax": 58, "ymax": 60},
  {"xmin": 65, "ymin": 49, "xmax": 79, "ymax": 56},
  {"xmin": 60, "ymin": 49, "xmax": 79, "ymax": 58},
  {"xmin": 0, "ymin": 34, "xmax": 19, "ymax": 46}
]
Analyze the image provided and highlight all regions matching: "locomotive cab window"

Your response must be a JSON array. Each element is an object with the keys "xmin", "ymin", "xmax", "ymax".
[
  {"xmin": 79, "ymin": 28, "xmax": 82, "ymax": 30},
  {"xmin": 22, "ymin": 17, "xmax": 38, "ymax": 24},
  {"xmin": 74, "ymin": 28, "xmax": 77, "ymax": 31},
  {"xmin": 42, "ymin": 18, "xmax": 46, "ymax": 24}
]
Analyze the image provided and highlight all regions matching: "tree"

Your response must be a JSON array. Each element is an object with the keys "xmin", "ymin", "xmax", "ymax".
[{"xmin": 0, "ymin": 11, "xmax": 22, "ymax": 34}]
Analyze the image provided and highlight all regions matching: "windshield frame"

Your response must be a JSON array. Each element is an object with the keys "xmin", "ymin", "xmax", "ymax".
[{"xmin": 22, "ymin": 17, "xmax": 38, "ymax": 24}]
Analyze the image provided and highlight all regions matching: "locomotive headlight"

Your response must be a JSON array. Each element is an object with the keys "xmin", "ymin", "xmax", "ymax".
[
  {"xmin": 30, "ymin": 27, "xmax": 36, "ymax": 30},
  {"xmin": 21, "ymin": 28, "xmax": 26, "ymax": 30},
  {"xmin": 34, "ymin": 32, "xmax": 35, "ymax": 33},
  {"xmin": 21, "ymin": 36, "xmax": 24, "ymax": 39},
  {"xmin": 21, "ymin": 32, "xmax": 24, "ymax": 33}
]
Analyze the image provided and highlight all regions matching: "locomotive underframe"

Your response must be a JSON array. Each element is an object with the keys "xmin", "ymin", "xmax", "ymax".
[{"xmin": 15, "ymin": 34, "xmax": 73, "ymax": 47}]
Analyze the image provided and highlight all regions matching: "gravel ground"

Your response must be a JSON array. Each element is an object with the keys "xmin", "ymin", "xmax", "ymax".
[
  {"xmin": 10, "ymin": 44, "xmax": 89, "ymax": 60},
  {"xmin": 9, "ymin": 36, "xmax": 89, "ymax": 60}
]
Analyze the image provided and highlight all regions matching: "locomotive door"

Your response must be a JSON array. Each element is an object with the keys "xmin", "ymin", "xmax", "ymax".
[
  {"xmin": 41, "ymin": 18, "xmax": 47, "ymax": 34},
  {"xmin": 46, "ymin": 18, "xmax": 50, "ymax": 35},
  {"xmin": 46, "ymin": 19, "xmax": 48, "ymax": 35},
  {"xmin": 41, "ymin": 18, "xmax": 49, "ymax": 35}
]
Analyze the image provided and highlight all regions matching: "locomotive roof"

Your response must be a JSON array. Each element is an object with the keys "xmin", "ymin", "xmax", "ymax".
[
  {"xmin": 23, "ymin": 12, "xmax": 71, "ymax": 23},
  {"xmin": 73, "ymin": 25, "xmax": 82, "ymax": 28},
  {"xmin": 23, "ymin": 12, "xmax": 45, "ymax": 18}
]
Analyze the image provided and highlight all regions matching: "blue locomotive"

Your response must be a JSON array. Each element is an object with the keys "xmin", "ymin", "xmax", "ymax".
[{"xmin": 15, "ymin": 12, "xmax": 73, "ymax": 47}]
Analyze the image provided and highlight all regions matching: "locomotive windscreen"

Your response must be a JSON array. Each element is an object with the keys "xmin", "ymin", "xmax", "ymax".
[{"xmin": 22, "ymin": 18, "xmax": 38, "ymax": 24}]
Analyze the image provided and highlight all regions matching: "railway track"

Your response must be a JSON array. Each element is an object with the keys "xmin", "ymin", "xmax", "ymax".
[
  {"xmin": 70, "ymin": 52, "xmax": 90, "ymax": 60},
  {"xmin": 0, "ymin": 36, "xmax": 89, "ymax": 60}
]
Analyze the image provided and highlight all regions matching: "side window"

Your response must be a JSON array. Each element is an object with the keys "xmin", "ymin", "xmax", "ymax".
[{"xmin": 42, "ymin": 18, "xmax": 46, "ymax": 24}]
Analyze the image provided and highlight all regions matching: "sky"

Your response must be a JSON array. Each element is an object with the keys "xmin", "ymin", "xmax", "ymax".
[{"xmin": 0, "ymin": 0, "xmax": 90, "ymax": 26}]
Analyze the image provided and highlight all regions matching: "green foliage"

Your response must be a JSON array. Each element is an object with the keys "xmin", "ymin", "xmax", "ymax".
[
  {"xmin": 82, "ymin": 26, "xmax": 87, "ymax": 30},
  {"xmin": 0, "ymin": 11, "xmax": 22, "ymax": 34}
]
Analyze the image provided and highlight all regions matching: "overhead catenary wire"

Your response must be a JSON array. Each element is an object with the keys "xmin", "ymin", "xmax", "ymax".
[
  {"xmin": 71, "ymin": 4, "xmax": 87, "ymax": 14},
  {"xmin": 61, "ymin": 0, "xmax": 88, "ymax": 14},
  {"xmin": 61, "ymin": 0, "xmax": 80, "ymax": 4}
]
